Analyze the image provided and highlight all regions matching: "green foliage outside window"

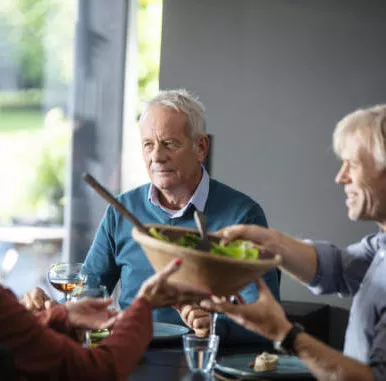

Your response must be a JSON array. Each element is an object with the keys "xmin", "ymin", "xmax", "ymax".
[
  {"xmin": 25, "ymin": 108, "xmax": 70, "ymax": 224},
  {"xmin": 138, "ymin": 0, "xmax": 162, "ymax": 108},
  {"xmin": 0, "ymin": 0, "xmax": 162, "ymax": 224}
]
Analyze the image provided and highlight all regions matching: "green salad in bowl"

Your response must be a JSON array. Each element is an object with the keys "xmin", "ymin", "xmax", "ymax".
[{"xmin": 149, "ymin": 227, "xmax": 259, "ymax": 260}]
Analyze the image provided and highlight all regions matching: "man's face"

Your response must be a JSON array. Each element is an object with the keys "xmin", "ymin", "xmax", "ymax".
[
  {"xmin": 335, "ymin": 133, "xmax": 386, "ymax": 223},
  {"xmin": 139, "ymin": 105, "xmax": 207, "ymax": 193}
]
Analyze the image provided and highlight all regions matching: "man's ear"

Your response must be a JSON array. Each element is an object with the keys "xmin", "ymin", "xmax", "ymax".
[{"xmin": 195, "ymin": 135, "xmax": 209, "ymax": 163}]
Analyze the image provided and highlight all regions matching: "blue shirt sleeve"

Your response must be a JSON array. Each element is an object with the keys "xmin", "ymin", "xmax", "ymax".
[
  {"xmin": 369, "ymin": 309, "xmax": 386, "ymax": 381},
  {"xmin": 216, "ymin": 202, "xmax": 281, "ymax": 345},
  {"xmin": 308, "ymin": 234, "xmax": 377, "ymax": 296},
  {"xmin": 83, "ymin": 206, "xmax": 120, "ymax": 294}
]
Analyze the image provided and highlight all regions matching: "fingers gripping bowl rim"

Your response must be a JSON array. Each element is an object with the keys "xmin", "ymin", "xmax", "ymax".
[{"xmin": 132, "ymin": 224, "xmax": 281, "ymax": 296}]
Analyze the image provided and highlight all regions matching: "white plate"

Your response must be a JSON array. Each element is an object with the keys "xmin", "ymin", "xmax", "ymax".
[
  {"xmin": 152, "ymin": 322, "xmax": 189, "ymax": 341},
  {"xmin": 215, "ymin": 353, "xmax": 313, "ymax": 380}
]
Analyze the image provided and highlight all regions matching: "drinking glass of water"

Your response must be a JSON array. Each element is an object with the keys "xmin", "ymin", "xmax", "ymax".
[
  {"xmin": 183, "ymin": 334, "xmax": 219, "ymax": 374},
  {"xmin": 70, "ymin": 283, "xmax": 111, "ymax": 347}
]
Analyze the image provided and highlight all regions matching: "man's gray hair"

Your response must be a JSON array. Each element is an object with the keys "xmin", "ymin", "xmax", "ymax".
[
  {"xmin": 141, "ymin": 89, "xmax": 206, "ymax": 138},
  {"xmin": 333, "ymin": 104, "xmax": 386, "ymax": 169}
]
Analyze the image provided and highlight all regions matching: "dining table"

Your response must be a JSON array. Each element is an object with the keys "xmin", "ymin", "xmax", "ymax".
[{"xmin": 129, "ymin": 338, "xmax": 317, "ymax": 381}]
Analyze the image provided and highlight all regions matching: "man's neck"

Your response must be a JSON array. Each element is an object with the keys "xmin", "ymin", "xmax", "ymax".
[
  {"xmin": 157, "ymin": 173, "xmax": 203, "ymax": 210},
  {"xmin": 157, "ymin": 189, "xmax": 192, "ymax": 210}
]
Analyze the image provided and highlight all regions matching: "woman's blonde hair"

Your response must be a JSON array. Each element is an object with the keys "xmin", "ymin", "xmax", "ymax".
[{"xmin": 333, "ymin": 104, "xmax": 386, "ymax": 168}]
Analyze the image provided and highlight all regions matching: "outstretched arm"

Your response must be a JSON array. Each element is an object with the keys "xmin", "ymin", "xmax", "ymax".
[
  {"xmin": 1, "ymin": 258, "xmax": 210, "ymax": 381},
  {"xmin": 295, "ymin": 333, "xmax": 373, "ymax": 381},
  {"xmin": 201, "ymin": 279, "xmax": 375, "ymax": 381},
  {"xmin": 219, "ymin": 224, "xmax": 318, "ymax": 284},
  {"xmin": 0, "ymin": 286, "xmax": 152, "ymax": 381}
]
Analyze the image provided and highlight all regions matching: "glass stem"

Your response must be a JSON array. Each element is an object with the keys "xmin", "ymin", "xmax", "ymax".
[{"xmin": 210, "ymin": 312, "xmax": 218, "ymax": 336}]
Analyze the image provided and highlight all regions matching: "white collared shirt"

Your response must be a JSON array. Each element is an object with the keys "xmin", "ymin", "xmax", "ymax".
[{"xmin": 148, "ymin": 167, "xmax": 210, "ymax": 218}]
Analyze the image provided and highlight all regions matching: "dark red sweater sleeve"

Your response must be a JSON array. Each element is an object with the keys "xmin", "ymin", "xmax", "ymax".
[
  {"xmin": 34, "ymin": 304, "xmax": 76, "ymax": 336},
  {"xmin": 0, "ymin": 286, "xmax": 153, "ymax": 381}
]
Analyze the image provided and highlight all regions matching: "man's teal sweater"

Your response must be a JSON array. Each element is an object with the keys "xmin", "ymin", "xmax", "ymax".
[{"xmin": 85, "ymin": 179, "xmax": 279, "ymax": 344}]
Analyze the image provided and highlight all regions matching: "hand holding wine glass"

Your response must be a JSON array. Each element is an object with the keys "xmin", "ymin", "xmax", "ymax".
[{"xmin": 20, "ymin": 287, "xmax": 58, "ymax": 312}]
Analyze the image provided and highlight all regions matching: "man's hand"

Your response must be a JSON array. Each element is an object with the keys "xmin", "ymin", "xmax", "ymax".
[
  {"xmin": 201, "ymin": 278, "xmax": 292, "ymax": 341},
  {"xmin": 217, "ymin": 224, "xmax": 318, "ymax": 284},
  {"xmin": 178, "ymin": 305, "xmax": 211, "ymax": 337},
  {"xmin": 20, "ymin": 287, "xmax": 58, "ymax": 312},
  {"xmin": 66, "ymin": 298, "xmax": 117, "ymax": 330},
  {"xmin": 217, "ymin": 224, "xmax": 286, "ymax": 255},
  {"xmin": 137, "ymin": 258, "xmax": 211, "ymax": 308}
]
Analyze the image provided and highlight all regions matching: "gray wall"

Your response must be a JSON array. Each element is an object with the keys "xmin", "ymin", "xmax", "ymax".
[{"xmin": 159, "ymin": 0, "xmax": 386, "ymax": 308}]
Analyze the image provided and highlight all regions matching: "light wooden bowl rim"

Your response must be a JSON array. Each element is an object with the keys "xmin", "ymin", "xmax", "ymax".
[{"xmin": 132, "ymin": 224, "xmax": 282, "ymax": 269}]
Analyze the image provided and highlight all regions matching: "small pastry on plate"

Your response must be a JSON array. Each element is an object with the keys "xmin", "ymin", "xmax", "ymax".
[{"xmin": 252, "ymin": 352, "xmax": 279, "ymax": 372}]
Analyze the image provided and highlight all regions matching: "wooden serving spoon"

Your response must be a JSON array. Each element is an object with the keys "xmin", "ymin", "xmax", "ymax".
[
  {"xmin": 193, "ymin": 210, "xmax": 213, "ymax": 252},
  {"xmin": 82, "ymin": 173, "xmax": 149, "ymax": 235}
]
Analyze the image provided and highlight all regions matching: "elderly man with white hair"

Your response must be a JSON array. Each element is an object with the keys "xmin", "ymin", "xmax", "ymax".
[
  {"xmin": 24, "ymin": 89, "xmax": 279, "ymax": 345},
  {"xmin": 201, "ymin": 104, "xmax": 386, "ymax": 381},
  {"xmin": 85, "ymin": 89, "xmax": 280, "ymax": 344}
]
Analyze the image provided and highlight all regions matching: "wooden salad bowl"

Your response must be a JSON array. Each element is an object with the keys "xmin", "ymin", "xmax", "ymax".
[{"xmin": 132, "ymin": 224, "xmax": 281, "ymax": 296}]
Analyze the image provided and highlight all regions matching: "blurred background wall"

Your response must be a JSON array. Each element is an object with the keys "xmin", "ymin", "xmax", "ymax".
[{"xmin": 159, "ymin": 0, "xmax": 386, "ymax": 308}]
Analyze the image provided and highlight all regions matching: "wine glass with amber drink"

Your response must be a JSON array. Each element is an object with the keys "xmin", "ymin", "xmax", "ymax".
[{"xmin": 48, "ymin": 262, "xmax": 86, "ymax": 301}]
